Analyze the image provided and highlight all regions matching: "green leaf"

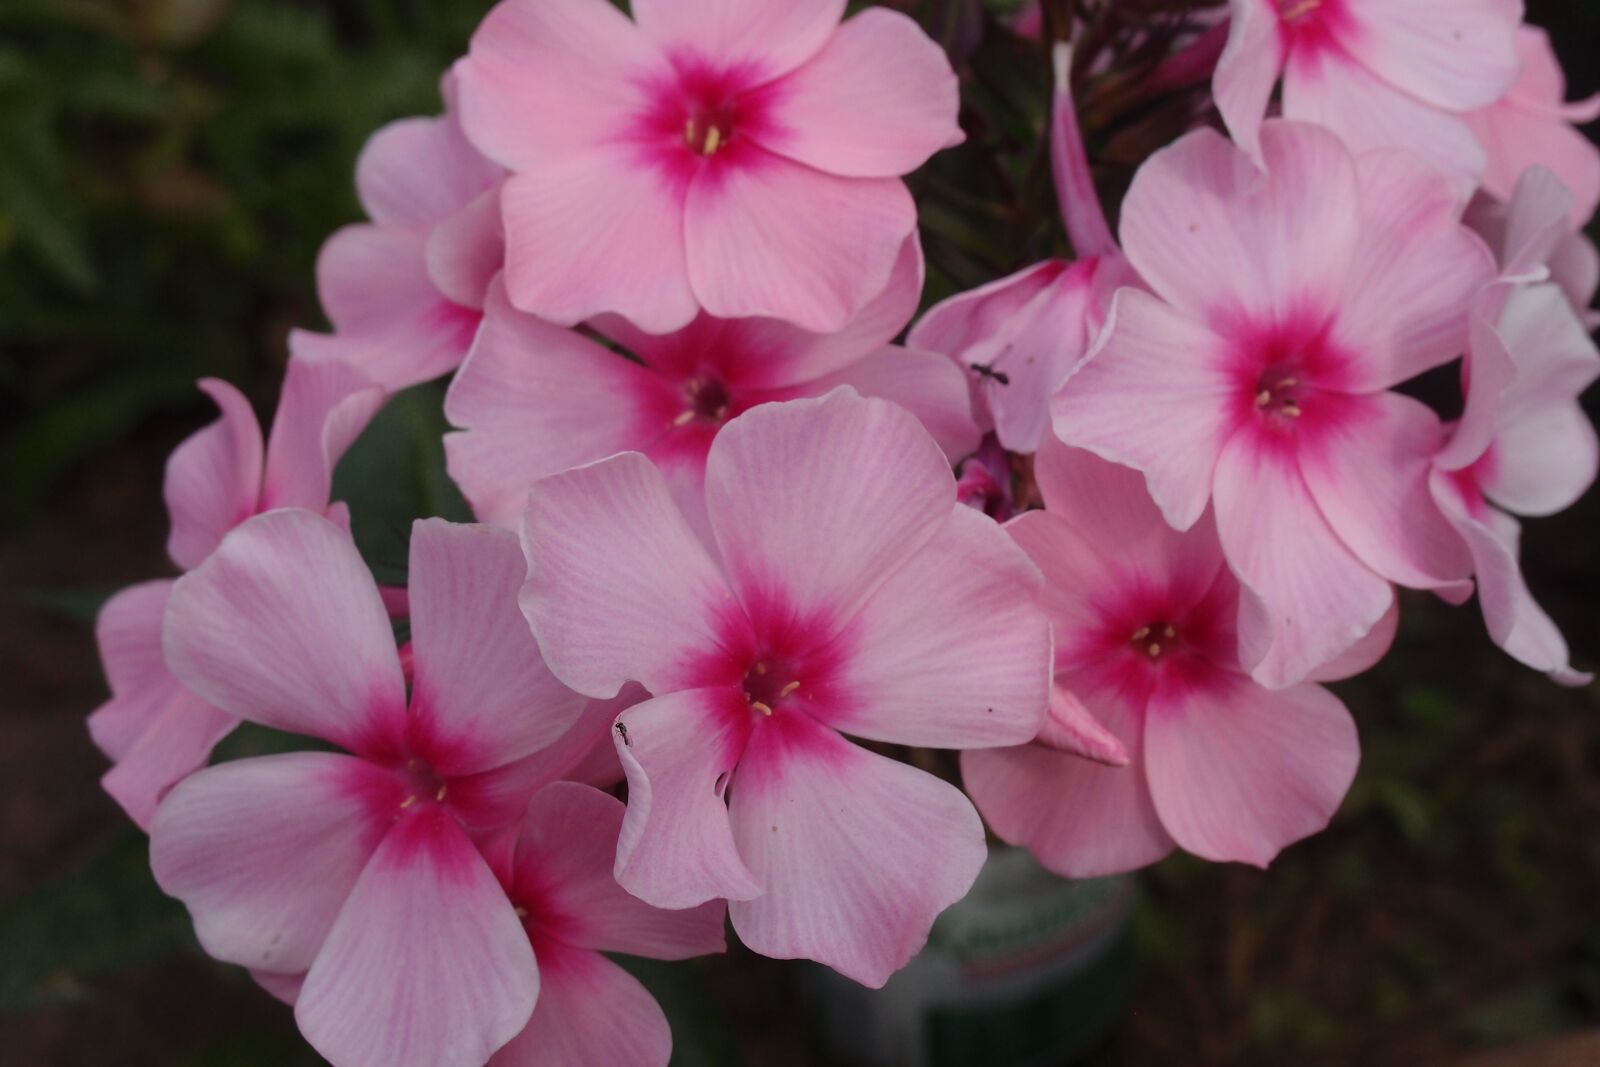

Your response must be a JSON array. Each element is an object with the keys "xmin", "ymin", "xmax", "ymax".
[
  {"xmin": 0, "ymin": 831, "xmax": 192, "ymax": 1012},
  {"xmin": 330, "ymin": 381, "xmax": 471, "ymax": 583}
]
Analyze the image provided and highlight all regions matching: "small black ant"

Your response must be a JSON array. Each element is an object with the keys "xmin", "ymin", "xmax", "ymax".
[
  {"xmin": 972, "ymin": 362, "xmax": 1011, "ymax": 386},
  {"xmin": 615, "ymin": 722, "xmax": 632, "ymax": 747}
]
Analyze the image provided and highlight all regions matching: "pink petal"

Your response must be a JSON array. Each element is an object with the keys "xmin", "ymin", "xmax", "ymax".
[
  {"xmin": 1213, "ymin": 432, "xmax": 1394, "ymax": 689},
  {"xmin": 456, "ymin": 0, "xmax": 663, "ymax": 167},
  {"xmin": 498, "ymin": 147, "xmax": 698, "ymax": 333},
  {"xmin": 297, "ymin": 808, "xmax": 538, "ymax": 1067},
  {"xmin": 612, "ymin": 689, "xmax": 762, "ymax": 909},
  {"xmin": 1298, "ymin": 392, "xmax": 1473, "ymax": 593},
  {"xmin": 1050, "ymin": 44, "xmax": 1117, "ymax": 259},
  {"xmin": 820, "ymin": 506, "xmax": 1050, "ymax": 748},
  {"xmin": 1283, "ymin": 50, "xmax": 1486, "ymax": 185},
  {"xmin": 1430, "ymin": 471, "xmax": 1591, "ymax": 684},
  {"xmin": 252, "ymin": 971, "xmax": 305, "ymax": 1006},
  {"xmin": 1337, "ymin": 0, "xmax": 1519, "ymax": 112},
  {"xmin": 260, "ymin": 354, "xmax": 387, "ymax": 513},
  {"xmin": 511, "ymin": 782, "xmax": 726, "ymax": 959},
  {"xmin": 163, "ymin": 379, "xmax": 264, "ymax": 571},
  {"xmin": 1214, "ymin": 0, "xmax": 1287, "ymax": 164},
  {"xmin": 961, "ymin": 662, "xmax": 1175, "ymax": 878},
  {"xmin": 685, "ymin": 149, "xmax": 915, "ymax": 333},
  {"xmin": 149, "ymin": 753, "xmax": 397, "ymax": 974},
  {"xmin": 1480, "ymin": 284, "xmax": 1600, "ymax": 517},
  {"xmin": 1471, "ymin": 109, "xmax": 1600, "ymax": 233},
  {"xmin": 489, "ymin": 942, "xmax": 670, "ymax": 1067},
  {"xmin": 728, "ymin": 711, "xmax": 985, "ymax": 988},
  {"xmin": 703, "ymin": 390, "xmax": 954, "ymax": 636},
  {"xmin": 1331, "ymin": 150, "xmax": 1494, "ymax": 391},
  {"xmin": 89, "ymin": 580, "xmax": 183, "ymax": 760},
  {"xmin": 756, "ymin": 8, "xmax": 962, "ymax": 179},
  {"xmin": 632, "ymin": 0, "xmax": 843, "ymax": 83},
  {"xmin": 444, "ymin": 281, "xmax": 676, "ymax": 527},
  {"xmin": 164, "ymin": 509, "xmax": 407, "ymax": 749},
  {"xmin": 1032, "ymin": 436, "xmax": 1229, "ymax": 599},
  {"xmin": 407, "ymin": 520, "xmax": 586, "ymax": 776},
  {"xmin": 1118, "ymin": 122, "xmax": 1361, "ymax": 325},
  {"xmin": 102, "ymin": 691, "xmax": 236, "ymax": 832},
  {"xmin": 1308, "ymin": 596, "xmax": 1400, "ymax": 683},
  {"xmin": 1551, "ymin": 232, "xmax": 1600, "ymax": 314},
  {"xmin": 314, "ymin": 223, "xmax": 436, "ymax": 335},
  {"xmin": 448, "ymin": 687, "xmax": 640, "ymax": 826},
  {"xmin": 520, "ymin": 452, "xmax": 744, "ymax": 699},
  {"xmin": 355, "ymin": 115, "xmax": 501, "ymax": 232},
  {"xmin": 1143, "ymin": 670, "xmax": 1359, "ymax": 867},
  {"xmin": 1465, "ymin": 167, "xmax": 1577, "ymax": 281},
  {"xmin": 1053, "ymin": 288, "xmax": 1238, "ymax": 531},
  {"xmin": 808, "ymin": 345, "xmax": 981, "ymax": 462},
  {"xmin": 702, "ymin": 231, "xmax": 925, "ymax": 391},
  {"xmin": 426, "ymin": 185, "xmax": 506, "ymax": 311},
  {"xmin": 1034, "ymin": 683, "xmax": 1131, "ymax": 766},
  {"xmin": 1436, "ymin": 293, "xmax": 1521, "ymax": 473}
]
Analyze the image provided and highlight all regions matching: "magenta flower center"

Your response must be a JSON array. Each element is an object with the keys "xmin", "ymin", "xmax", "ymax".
[
  {"xmin": 1253, "ymin": 365, "xmax": 1306, "ymax": 421},
  {"xmin": 396, "ymin": 756, "xmax": 449, "ymax": 810},
  {"xmin": 684, "ymin": 106, "xmax": 734, "ymax": 156},
  {"xmin": 1132, "ymin": 621, "xmax": 1180, "ymax": 661},
  {"xmin": 681, "ymin": 377, "xmax": 732, "ymax": 425},
  {"xmin": 741, "ymin": 660, "xmax": 803, "ymax": 718}
]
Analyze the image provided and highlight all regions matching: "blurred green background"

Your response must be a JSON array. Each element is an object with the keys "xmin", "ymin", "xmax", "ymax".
[{"xmin": 1, "ymin": 1, "xmax": 1598, "ymax": 1064}]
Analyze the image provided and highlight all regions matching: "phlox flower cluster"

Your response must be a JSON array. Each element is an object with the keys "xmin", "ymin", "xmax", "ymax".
[{"xmin": 86, "ymin": 1, "xmax": 1598, "ymax": 1064}]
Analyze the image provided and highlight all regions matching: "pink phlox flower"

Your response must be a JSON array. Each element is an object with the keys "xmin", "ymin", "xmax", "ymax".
[
  {"xmin": 911, "ymin": 43, "xmax": 1136, "ymax": 453},
  {"xmin": 1465, "ymin": 166, "xmax": 1600, "ymax": 322},
  {"xmin": 479, "ymin": 782, "xmax": 726, "ymax": 1067},
  {"xmin": 518, "ymin": 388, "xmax": 1052, "ymax": 987},
  {"xmin": 454, "ymin": 0, "xmax": 963, "ymax": 335},
  {"xmin": 1466, "ymin": 24, "xmax": 1600, "ymax": 231},
  {"xmin": 444, "ymin": 234, "xmax": 978, "ymax": 541},
  {"xmin": 89, "ymin": 357, "xmax": 385, "ymax": 828},
  {"xmin": 1431, "ymin": 276, "xmax": 1598, "ymax": 684},
  {"xmin": 1216, "ymin": 0, "xmax": 1521, "ymax": 186},
  {"xmin": 963, "ymin": 439, "xmax": 1377, "ymax": 876},
  {"xmin": 1054, "ymin": 121, "xmax": 1491, "ymax": 689},
  {"xmin": 295, "ymin": 72, "xmax": 505, "ymax": 391},
  {"xmin": 151, "ymin": 513, "xmax": 590, "ymax": 1067}
]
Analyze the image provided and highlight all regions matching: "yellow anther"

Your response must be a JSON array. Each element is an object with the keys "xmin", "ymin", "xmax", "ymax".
[
  {"xmin": 1281, "ymin": 0, "xmax": 1321, "ymax": 21},
  {"xmin": 1148, "ymin": 643, "xmax": 1162, "ymax": 657},
  {"xmin": 400, "ymin": 795, "xmax": 417, "ymax": 809},
  {"xmin": 1283, "ymin": 404, "xmax": 1303, "ymax": 418},
  {"xmin": 514, "ymin": 906, "xmax": 529, "ymax": 918},
  {"xmin": 753, "ymin": 663, "xmax": 768, "ymax": 675},
  {"xmin": 779, "ymin": 681, "xmax": 801, "ymax": 698},
  {"xmin": 751, "ymin": 701, "xmax": 773, "ymax": 717},
  {"xmin": 1132, "ymin": 626, "xmax": 1151, "ymax": 641},
  {"xmin": 1163, "ymin": 624, "xmax": 1177, "ymax": 639},
  {"xmin": 1256, "ymin": 390, "xmax": 1272, "ymax": 408},
  {"xmin": 672, "ymin": 410, "xmax": 695, "ymax": 428},
  {"xmin": 703, "ymin": 126, "xmax": 723, "ymax": 154},
  {"xmin": 435, "ymin": 785, "xmax": 448, "ymax": 802}
]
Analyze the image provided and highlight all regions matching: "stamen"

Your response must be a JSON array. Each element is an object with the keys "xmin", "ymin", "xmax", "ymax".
[
  {"xmin": 684, "ymin": 119, "xmax": 696, "ymax": 147},
  {"xmin": 1163, "ymin": 624, "xmax": 1177, "ymax": 639},
  {"xmin": 400, "ymin": 795, "xmax": 416, "ymax": 809},
  {"xmin": 753, "ymin": 663, "xmax": 768, "ymax": 675},
  {"xmin": 1283, "ymin": 404, "xmax": 1303, "ymax": 418},
  {"xmin": 435, "ymin": 785, "xmax": 448, "ymax": 802},
  {"xmin": 778, "ymin": 681, "xmax": 800, "ymax": 698},
  {"xmin": 751, "ymin": 701, "xmax": 773, "ymax": 717},
  {"xmin": 1132, "ymin": 626, "xmax": 1151, "ymax": 640},
  {"xmin": 514, "ymin": 906, "xmax": 529, "ymax": 918},
  {"xmin": 1256, "ymin": 390, "xmax": 1272, "ymax": 408},
  {"xmin": 1281, "ymin": 0, "xmax": 1321, "ymax": 20},
  {"xmin": 672, "ymin": 410, "xmax": 695, "ymax": 428},
  {"xmin": 1148, "ymin": 643, "xmax": 1162, "ymax": 657},
  {"xmin": 703, "ymin": 126, "xmax": 722, "ymax": 154}
]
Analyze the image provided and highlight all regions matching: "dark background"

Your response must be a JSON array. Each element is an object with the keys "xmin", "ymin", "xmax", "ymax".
[{"xmin": 1, "ymin": 1, "xmax": 1597, "ymax": 1064}]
